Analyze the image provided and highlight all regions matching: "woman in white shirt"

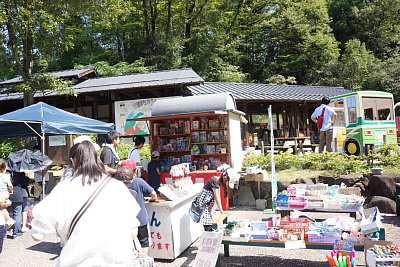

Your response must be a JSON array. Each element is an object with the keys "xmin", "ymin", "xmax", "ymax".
[{"xmin": 31, "ymin": 141, "xmax": 141, "ymax": 267}]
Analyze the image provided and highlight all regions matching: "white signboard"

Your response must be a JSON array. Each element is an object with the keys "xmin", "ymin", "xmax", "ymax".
[
  {"xmin": 193, "ymin": 231, "xmax": 223, "ymax": 267},
  {"xmin": 48, "ymin": 135, "xmax": 66, "ymax": 146},
  {"xmin": 146, "ymin": 204, "xmax": 174, "ymax": 259},
  {"xmin": 114, "ymin": 98, "xmax": 157, "ymax": 136}
]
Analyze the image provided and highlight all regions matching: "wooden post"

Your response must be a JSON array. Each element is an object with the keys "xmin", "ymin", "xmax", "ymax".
[{"xmin": 305, "ymin": 101, "xmax": 310, "ymax": 136}]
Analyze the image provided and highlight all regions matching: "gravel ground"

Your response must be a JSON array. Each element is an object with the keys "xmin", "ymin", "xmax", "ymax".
[{"xmin": 1, "ymin": 206, "xmax": 399, "ymax": 267}]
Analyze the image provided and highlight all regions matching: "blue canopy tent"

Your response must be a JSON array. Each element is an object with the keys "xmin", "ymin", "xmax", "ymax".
[
  {"xmin": 0, "ymin": 102, "xmax": 114, "ymax": 197},
  {"xmin": 0, "ymin": 102, "xmax": 114, "ymax": 138}
]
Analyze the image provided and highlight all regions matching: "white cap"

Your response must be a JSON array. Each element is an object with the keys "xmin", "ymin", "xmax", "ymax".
[
  {"xmin": 151, "ymin": 151, "xmax": 160, "ymax": 157},
  {"xmin": 226, "ymin": 168, "xmax": 240, "ymax": 189},
  {"xmin": 73, "ymin": 135, "xmax": 100, "ymax": 151}
]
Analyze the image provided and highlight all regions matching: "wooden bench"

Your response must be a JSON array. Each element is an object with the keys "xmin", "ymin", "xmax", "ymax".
[
  {"xmin": 262, "ymin": 145, "xmax": 290, "ymax": 154},
  {"xmin": 301, "ymin": 144, "xmax": 319, "ymax": 152}
]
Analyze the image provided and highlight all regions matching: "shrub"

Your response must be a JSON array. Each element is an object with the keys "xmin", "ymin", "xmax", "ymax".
[
  {"xmin": 0, "ymin": 138, "xmax": 24, "ymax": 158},
  {"xmin": 243, "ymin": 151, "xmax": 368, "ymax": 175}
]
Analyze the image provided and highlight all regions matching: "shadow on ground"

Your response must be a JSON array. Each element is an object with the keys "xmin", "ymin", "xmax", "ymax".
[
  {"xmin": 381, "ymin": 215, "xmax": 400, "ymax": 227},
  {"xmin": 156, "ymin": 245, "xmax": 198, "ymax": 266},
  {"xmin": 27, "ymin": 241, "xmax": 61, "ymax": 257},
  {"xmin": 219, "ymin": 255, "xmax": 326, "ymax": 267}
]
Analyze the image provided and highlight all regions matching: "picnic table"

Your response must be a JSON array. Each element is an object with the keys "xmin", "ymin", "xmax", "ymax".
[{"xmin": 273, "ymin": 136, "xmax": 314, "ymax": 155}]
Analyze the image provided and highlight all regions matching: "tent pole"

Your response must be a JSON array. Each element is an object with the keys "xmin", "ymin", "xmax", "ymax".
[
  {"xmin": 23, "ymin": 122, "xmax": 42, "ymax": 139},
  {"xmin": 41, "ymin": 132, "xmax": 46, "ymax": 200}
]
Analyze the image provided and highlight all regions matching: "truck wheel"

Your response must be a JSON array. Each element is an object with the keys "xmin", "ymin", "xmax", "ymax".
[{"xmin": 344, "ymin": 140, "xmax": 360, "ymax": 156}]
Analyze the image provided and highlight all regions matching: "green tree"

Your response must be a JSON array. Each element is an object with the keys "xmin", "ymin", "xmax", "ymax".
[
  {"xmin": 339, "ymin": 38, "xmax": 379, "ymax": 91},
  {"xmin": 329, "ymin": 0, "xmax": 400, "ymax": 59},
  {"xmin": 257, "ymin": 0, "xmax": 339, "ymax": 84}
]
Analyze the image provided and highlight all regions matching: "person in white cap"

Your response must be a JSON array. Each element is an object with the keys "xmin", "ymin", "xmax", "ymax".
[
  {"xmin": 147, "ymin": 151, "xmax": 161, "ymax": 193},
  {"xmin": 61, "ymin": 136, "xmax": 100, "ymax": 181},
  {"xmin": 192, "ymin": 166, "xmax": 239, "ymax": 231}
]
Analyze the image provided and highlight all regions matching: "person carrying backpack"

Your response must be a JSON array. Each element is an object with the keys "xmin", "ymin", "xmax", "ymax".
[{"xmin": 311, "ymin": 96, "xmax": 337, "ymax": 153}]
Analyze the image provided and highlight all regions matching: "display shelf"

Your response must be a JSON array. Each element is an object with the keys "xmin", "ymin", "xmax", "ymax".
[
  {"xmin": 156, "ymin": 133, "xmax": 190, "ymax": 137},
  {"xmin": 159, "ymin": 150, "xmax": 190, "ymax": 153},
  {"xmin": 191, "ymin": 142, "xmax": 226, "ymax": 145},
  {"xmin": 366, "ymin": 250, "xmax": 400, "ymax": 267},
  {"xmin": 192, "ymin": 128, "xmax": 225, "ymax": 131},
  {"xmin": 191, "ymin": 153, "xmax": 228, "ymax": 156}
]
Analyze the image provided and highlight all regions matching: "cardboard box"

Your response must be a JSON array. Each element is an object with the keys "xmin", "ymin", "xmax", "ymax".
[
  {"xmin": 244, "ymin": 170, "xmax": 268, "ymax": 182},
  {"xmin": 364, "ymin": 240, "xmax": 394, "ymax": 267},
  {"xmin": 360, "ymin": 207, "xmax": 384, "ymax": 234}
]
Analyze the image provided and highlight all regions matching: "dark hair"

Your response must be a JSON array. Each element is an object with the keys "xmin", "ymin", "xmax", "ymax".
[
  {"xmin": 134, "ymin": 136, "xmax": 145, "ymax": 146},
  {"xmin": 33, "ymin": 145, "xmax": 40, "ymax": 151},
  {"xmin": 70, "ymin": 141, "xmax": 106, "ymax": 185},
  {"xmin": 322, "ymin": 96, "xmax": 330, "ymax": 105},
  {"xmin": 105, "ymin": 130, "xmax": 120, "ymax": 144},
  {"xmin": 218, "ymin": 172, "xmax": 230, "ymax": 198},
  {"xmin": 0, "ymin": 159, "xmax": 6, "ymax": 171},
  {"xmin": 115, "ymin": 166, "xmax": 134, "ymax": 183}
]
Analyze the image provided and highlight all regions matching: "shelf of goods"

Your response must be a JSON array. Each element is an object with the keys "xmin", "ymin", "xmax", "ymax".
[
  {"xmin": 151, "ymin": 114, "xmax": 231, "ymax": 173},
  {"xmin": 150, "ymin": 113, "xmax": 242, "ymax": 211}
]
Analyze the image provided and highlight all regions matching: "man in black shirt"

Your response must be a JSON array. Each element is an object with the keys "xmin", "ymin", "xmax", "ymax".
[{"xmin": 100, "ymin": 130, "xmax": 121, "ymax": 175}]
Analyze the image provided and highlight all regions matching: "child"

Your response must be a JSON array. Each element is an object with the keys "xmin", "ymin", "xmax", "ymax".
[
  {"xmin": 147, "ymin": 151, "xmax": 161, "ymax": 193},
  {"xmin": 0, "ymin": 159, "xmax": 15, "ymax": 228}
]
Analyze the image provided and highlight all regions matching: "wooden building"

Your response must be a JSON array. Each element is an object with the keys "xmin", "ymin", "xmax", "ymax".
[{"xmin": 0, "ymin": 68, "xmax": 350, "ymax": 144}]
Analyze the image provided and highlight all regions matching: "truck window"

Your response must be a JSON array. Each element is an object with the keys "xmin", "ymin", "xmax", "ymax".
[
  {"xmin": 335, "ymin": 110, "xmax": 345, "ymax": 127},
  {"xmin": 347, "ymin": 96, "xmax": 357, "ymax": 123},
  {"xmin": 378, "ymin": 108, "xmax": 390, "ymax": 120},
  {"xmin": 364, "ymin": 108, "xmax": 373, "ymax": 120},
  {"xmin": 361, "ymin": 97, "xmax": 393, "ymax": 121}
]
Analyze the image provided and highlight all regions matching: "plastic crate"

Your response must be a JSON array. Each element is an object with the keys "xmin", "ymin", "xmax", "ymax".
[{"xmin": 307, "ymin": 235, "xmax": 339, "ymax": 243}]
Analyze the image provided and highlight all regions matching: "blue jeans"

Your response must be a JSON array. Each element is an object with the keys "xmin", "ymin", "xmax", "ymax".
[
  {"xmin": 11, "ymin": 202, "xmax": 22, "ymax": 236},
  {"xmin": 0, "ymin": 224, "xmax": 5, "ymax": 253}
]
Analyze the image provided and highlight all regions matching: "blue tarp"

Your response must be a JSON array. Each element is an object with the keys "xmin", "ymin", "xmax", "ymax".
[{"xmin": 0, "ymin": 102, "xmax": 114, "ymax": 137}]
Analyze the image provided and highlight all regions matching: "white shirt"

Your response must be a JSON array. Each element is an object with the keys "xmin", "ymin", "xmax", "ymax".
[
  {"xmin": 311, "ymin": 104, "xmax": 337, "ymax": 132},
  {"xmin": 128, "ymin": 147, "xmax": 141, "ymax": 163},
  {"xmin": 31, "ymin": 174, "xmax": 140, "ymax": 267}
]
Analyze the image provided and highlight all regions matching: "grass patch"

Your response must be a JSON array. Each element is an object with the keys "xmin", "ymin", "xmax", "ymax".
[{"xmin": 275, "ymin": 169, "xmax": 323, "ymax": 182}]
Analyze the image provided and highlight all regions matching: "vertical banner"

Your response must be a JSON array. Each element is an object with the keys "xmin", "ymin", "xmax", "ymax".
[
  {"xmin": 146, "ymin": 205, "xmax": 174, "ymax": 259},
  {"xmin": 268, "ymin": 105, "xmax": 277, "ymax": 200}
]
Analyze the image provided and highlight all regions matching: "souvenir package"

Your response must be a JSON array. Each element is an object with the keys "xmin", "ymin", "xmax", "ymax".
[
  {"xmin": 192, "ymin": 120, "xmax": 199, "ymax": 130},
  {"xmin": 192, "ymin": 132, "xmax": 200, "ymax": 143},
  {"xmin": 199, "ymin": 117, "xmax": 209, "ymax": 129},
  {"xmin": 199, "ymin": 131, "xmax": 207, "ymax": 143},
  {"xmin": 208, "ymin": 119, "xmax": 220, "ymax": 129}
]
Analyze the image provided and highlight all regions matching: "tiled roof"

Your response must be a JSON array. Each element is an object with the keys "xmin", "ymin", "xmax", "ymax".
[
  {"xmin": 188, "ymin": 82, "xmax": 351, "ymax": 101},
  {"xmin": 0, "ymin": 67, "xmax": 96, "ymax": 86},
  {"xmin": 0, "ymin": 68, "xmax": 203, "ymax": 101},
  {"xmin": 72, "ymin": 68, "xmax": 203, "ymax": 93}
]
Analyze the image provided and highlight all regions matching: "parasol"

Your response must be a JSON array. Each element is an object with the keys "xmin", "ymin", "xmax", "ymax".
[{"xmin": 7, "ymin": 149, "xmax": 52, "ymax": 173}]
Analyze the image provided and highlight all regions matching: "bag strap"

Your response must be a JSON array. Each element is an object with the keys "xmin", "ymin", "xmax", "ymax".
[
  {"xmin": 67, "ymin": 176, "xmax": 112, "ymax": 239},
  {"xmin": 321, "ymin": 106, "xmax": 326, "ymax": 117},
  {"xmin": 128, "ymin": 147, "xmax": 137, "ymax": 160}
]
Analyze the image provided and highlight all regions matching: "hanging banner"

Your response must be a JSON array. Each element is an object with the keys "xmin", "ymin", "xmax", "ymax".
[
  {"xmin": 268, "ymin": 105, "xmax": 278, "ymax": 199},
  {"xmin": 114, "ymin": 98, "xmax": 157, "ymax": 136}
]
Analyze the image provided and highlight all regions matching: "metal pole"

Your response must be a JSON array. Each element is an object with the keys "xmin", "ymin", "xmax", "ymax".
[{"xmin": 41, "ymin": 131, "xmax": 45, "ymax": 200}]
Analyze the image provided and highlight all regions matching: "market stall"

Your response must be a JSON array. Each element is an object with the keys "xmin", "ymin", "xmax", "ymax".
[
  {"xmin": 275, "ymin": 183, "xmax": 365, "ymax": 219},
  {"xmin": 217, "ymin": 211, "xmax": 386, "ymax": 267},
  {"xmin": 139, "ymin": 93, "xmax": 246, "ymax": 210},
  {"xmin": 145, "ymin": 183, "xmax": 203, "ymax": 259}
]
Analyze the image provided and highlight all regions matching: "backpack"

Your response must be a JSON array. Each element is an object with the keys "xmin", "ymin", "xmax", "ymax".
[{"xmin": 317, "ymin": 106, "xmax": 326, "ymax": 129}]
